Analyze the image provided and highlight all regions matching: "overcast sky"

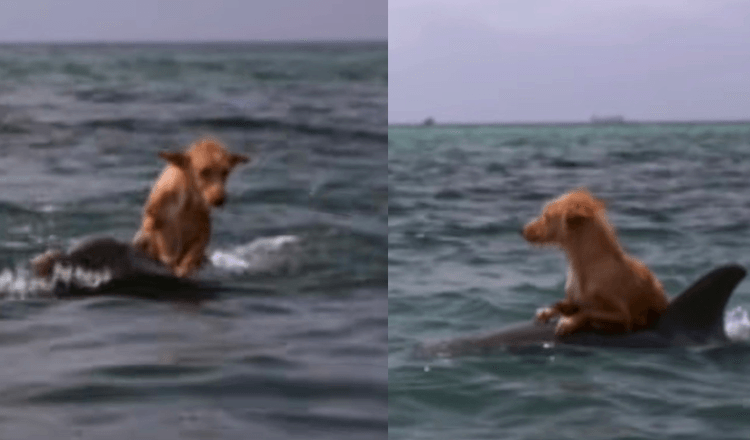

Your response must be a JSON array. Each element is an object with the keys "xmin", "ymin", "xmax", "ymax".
[
  {"xmin": 389, "ymin": 0, "xmax": 750, "ymax": 124},
  {"xmin": 0, "ymin": 0, "xmax": 386, "ymax": 43}
]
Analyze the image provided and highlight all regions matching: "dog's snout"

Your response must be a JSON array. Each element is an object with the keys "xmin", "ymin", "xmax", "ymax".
[
  {"xmin": 214, "ymin": 196, "xmax": 225, "ymax": 207},
  {"xmin": 521, "ymin": 223, "xmax": 532, "ymax": 237},
  {"xmin": 521, "ymin": 224, "xmax": 539, "ymax": 242}
]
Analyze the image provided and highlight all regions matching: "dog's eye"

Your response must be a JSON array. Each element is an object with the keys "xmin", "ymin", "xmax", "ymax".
[
  {"xmin": 221, "ymin": 170, "xmax": 229, "ymax": 179},
  {"xmin": 200, "ymin": 169, "xmax": 211, "ymax": 178}
]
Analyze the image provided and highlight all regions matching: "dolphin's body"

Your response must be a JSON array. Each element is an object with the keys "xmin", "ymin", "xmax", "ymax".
[
  {"xmin": 415, "ymin": 265, "xmax": 747, "ymax": 358},
  {"xmin": 42, "ymin": 236, "xmax": 220, "ymax": 301}
]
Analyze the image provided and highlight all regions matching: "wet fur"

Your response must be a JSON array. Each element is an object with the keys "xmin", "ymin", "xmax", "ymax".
[
  {"xmin": 132, "ymin": 137, "xmax": 249, "ymax": 278},
  {"xmin": 522, "ymin": 189, "xmax": 669, "ymax": 336}
]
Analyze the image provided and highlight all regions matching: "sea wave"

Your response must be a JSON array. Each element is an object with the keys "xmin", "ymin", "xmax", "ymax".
[{"xmin": 210, "ymin": 235, "xmax": 302, "ymax": 275}]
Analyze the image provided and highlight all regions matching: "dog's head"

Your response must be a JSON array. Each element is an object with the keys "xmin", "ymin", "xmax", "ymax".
[
  {"xmin": 159, "ymin": 137, "xmax": 250, "ymax": 208},
  {"xmin": 522, "ymin": 188, "xmax": 606, "ymax": 245}
]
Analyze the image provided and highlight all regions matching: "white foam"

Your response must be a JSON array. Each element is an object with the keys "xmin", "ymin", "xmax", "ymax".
[
  {"xmin": 725, "ymin": 306, "xmax": 750, "ymax": 341},
  {"xmin": 51, "ymin": 264, "xmax": 113, "ymax": 290},
  {"xmin": 209, "ymin": 235, "xmax": 301, "ymax": 275},
  {"xmin": 0, "ymin": 267, "xmax": 52, "ymax": 299},
  {"xmin": 0, "ymin": 262, "xmax": 114, "ymax": 300},
  {"xmin": 209, "ymin": 250, "xmax": 250, "ymax": 271}
]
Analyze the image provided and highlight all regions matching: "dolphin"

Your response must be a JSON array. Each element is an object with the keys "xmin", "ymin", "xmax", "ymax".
[
  {"xmin": 35, "ymin": 236, "xmax": 221, "ymax": 301},
  {"xmin": 415, "ymin": 264, "xmax": 747, "ymax": 358}
]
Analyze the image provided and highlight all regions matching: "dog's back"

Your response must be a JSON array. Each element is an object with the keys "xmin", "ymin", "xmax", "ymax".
[{"xmin": 622, "ymin": 256, "xmax": 669, "ymax": 330}]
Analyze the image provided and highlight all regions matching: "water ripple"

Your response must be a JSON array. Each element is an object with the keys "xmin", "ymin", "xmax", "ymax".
[{"xmin": 390, "ymin": 123, "xmax": 750, "ymax": 440}]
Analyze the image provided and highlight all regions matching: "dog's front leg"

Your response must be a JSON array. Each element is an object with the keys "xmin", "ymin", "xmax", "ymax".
[
  {"xmin": 555, "ymin": 312, "xmax": 589, "ymax": 336},
  {"xmin": 173, "ymin": 235, "xmax": 209, "ymax": 278},
  {"xmin": 536, "ymin": 298, "xmax": 578, "ymax": 323},
  {"xmin": 536, "ymin": 306, "xmax": 559, "ymax": 323},
  {"xmin": 152, "ymin": 230, "xmax": 181, "ymax": 270},
  {"xmin": 174, "ymin": 254, "xmax": 203, "ymax": 278}
]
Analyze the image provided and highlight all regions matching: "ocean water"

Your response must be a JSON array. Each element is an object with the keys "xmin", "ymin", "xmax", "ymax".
[
  {"xmin": 0, "ymin": 42, "xmax": 386, "ymax": 439},
  {"xmin": 389, "ymin": 123, "xmax": 750, "ymax": 440}
]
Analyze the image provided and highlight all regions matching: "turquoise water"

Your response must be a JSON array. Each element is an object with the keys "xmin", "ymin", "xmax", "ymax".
[
  {"xmin": 0, "ymin": 42, "xmax": 386, "ymax": 439},
  {"xmin": 389, "ymin": 123, "xmax": 750, "ymax": 440}
]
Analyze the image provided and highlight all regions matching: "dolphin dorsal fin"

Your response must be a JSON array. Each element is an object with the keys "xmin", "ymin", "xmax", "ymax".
[{"xmin": 656, "ymin": 265, "xmax": 746, "ymax": 343}]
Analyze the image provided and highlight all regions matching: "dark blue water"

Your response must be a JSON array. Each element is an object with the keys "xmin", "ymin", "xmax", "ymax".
[
  {"xmin": 389, "ymin": 123, "xmax": 750, "ymax": 440},
  {"xmin": 0, "ymin": 42, "xmax": 386, "ymax": 439}
]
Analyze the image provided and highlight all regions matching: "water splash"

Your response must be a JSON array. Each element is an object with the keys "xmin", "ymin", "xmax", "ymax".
[
  {"xmin": 0, "ymin": 235, "xmax": 300, "ymax": 298},
  {"xmin": 209, "ymin": 235, "xmax": 301, "ymax": 275},
  {"xmin": 0, "ymin": 268, "xmax": 47, "ymax": 299},
  {"xmin": 725, "ymin": 306, "xmax": 750, "ymax": 341},
  {"xmin": 0, "ymin": 263, "xmax": 113, "ymax": 300}
]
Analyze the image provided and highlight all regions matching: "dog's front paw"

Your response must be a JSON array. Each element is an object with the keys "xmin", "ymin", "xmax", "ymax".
[
  {"xmin": 536, "ymin": 307, "xmax": 556, "ymax": 323},
  {"xmin": 173, "ymin": 265, "xmax": 191, "ymax": 278},
  {"xmin": 554, "ymin": 316, "xmax": 577, "ymax": 336}
]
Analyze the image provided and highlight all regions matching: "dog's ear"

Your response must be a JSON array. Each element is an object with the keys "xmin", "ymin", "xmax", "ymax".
[
  {"xmin": 573, "ymin": 188, "xmax": 606, "ymax": 211},
  {"xmin": 230, "ymin": 154, "xmax": 251, "ymax": 167},
  {"xmin": 565, "ymin": 202, "xmax": 594, "ymax": 226},
  {"xmin": 158, "ymin": 151, "xmax": 190, "ymax": 169}
]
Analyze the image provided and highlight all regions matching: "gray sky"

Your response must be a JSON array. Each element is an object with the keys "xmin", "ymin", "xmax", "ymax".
[
  {"xmin": 0, "ymin": 0, "xmax": 386, "ymax": 42},
  {"xmin": 389, "ymin": 0, "xmax": 750, "ymax": 123}
]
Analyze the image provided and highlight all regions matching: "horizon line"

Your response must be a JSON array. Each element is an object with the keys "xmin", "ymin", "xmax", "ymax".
[
  {"xmin": 389, "ymin": 118, "xmax": 750, "ymax": 127},
  {"xmin": 0, "ymin": 38, "xmax": 387, "ymax": 46}
]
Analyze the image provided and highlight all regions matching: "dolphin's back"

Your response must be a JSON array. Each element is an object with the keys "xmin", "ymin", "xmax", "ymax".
[
  {"xmin": 45, "ymin": 236, "xmax": 219, "ymax": 301},
  {"xmin": 415, "ymin": 265, "xmax": 747, "ymax": 358},
  {"xmin": 654, "ymin": 264, "xmax": 746, "ymax": 344}
]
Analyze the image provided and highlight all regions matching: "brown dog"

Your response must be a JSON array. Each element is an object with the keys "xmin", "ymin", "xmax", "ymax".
[
  {"xmin": 133, "ymin": 137, "xmax": 249, "ymax": 278},
  {"xmin": 522, "ymin": 189, "xmax": 669, "ymax": 336}
]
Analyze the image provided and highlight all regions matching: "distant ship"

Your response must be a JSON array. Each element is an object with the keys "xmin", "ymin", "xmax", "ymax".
[
  {"xmin": 590, "ymin": 115, "xmax": 625, "ymax": 124},
  {"xmin": 422, "ymin": 117, "xmax": 435, "ymax": 126}
]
